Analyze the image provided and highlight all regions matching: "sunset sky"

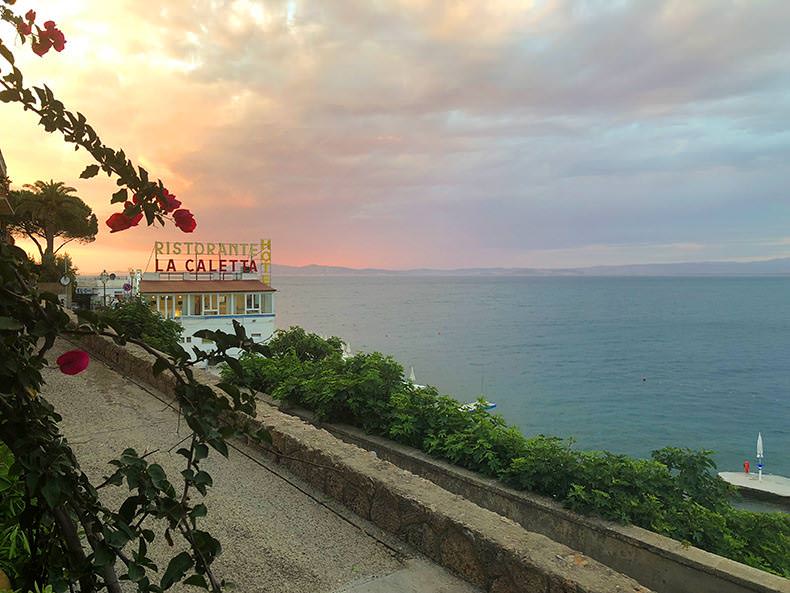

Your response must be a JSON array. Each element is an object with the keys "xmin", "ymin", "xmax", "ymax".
[{"xmin": 2, "ymin": 0, "xmax": 789, "ymax": 273}]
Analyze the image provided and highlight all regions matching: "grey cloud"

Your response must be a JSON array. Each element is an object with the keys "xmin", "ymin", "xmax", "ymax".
[{"xmin": 132, "ymin": 1, "xmax": 790, "ymax": 265}]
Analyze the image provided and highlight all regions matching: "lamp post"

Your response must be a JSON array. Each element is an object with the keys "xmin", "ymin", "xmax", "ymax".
[{"xmin": 99, "ymin": 269, "xmax": 109, "ymax": 307}]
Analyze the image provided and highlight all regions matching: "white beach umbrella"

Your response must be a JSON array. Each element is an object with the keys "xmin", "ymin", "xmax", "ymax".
[{"xmin": 756, "ymin": 432, "xmax": 764, "ymax": 481}]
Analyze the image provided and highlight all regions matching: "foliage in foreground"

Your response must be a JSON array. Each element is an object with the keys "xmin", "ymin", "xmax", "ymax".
[
  {"xmin": 1, "ymin": 242, "xmax": 270, "ymax": 592},
  {"xmin": 225, "ymin": 327, "xmax": 790, "ymax": 577},
  {"xmin": 0, "ymin": 4, "xmax": 250, "ymax": 591},
  {"xmin": 99, "ymin": 298, "xmax": 183, "ymax": 353}
]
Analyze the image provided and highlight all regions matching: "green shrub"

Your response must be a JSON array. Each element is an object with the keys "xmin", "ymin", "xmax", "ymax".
[
  {"xmin": 723, "ymin": 508, "xmax": 790, "ymax": 576},
  {"xmin": 0, "ymin": 444, "xmax": 31, "ymax": 586},
  {"xmin": 501, "ymin": 436, "xmax": 580, "ymax": 499},
  {"xmin": 267, "ymin": 326, "xmax": 344, "ymax": 361},
  {"xmin": 99, "ymin": 298, "xmax": 182, "ymax": 352},
  {"xmin": 225, "ymin": 326, "xmax": 790, "ymax": 577}
]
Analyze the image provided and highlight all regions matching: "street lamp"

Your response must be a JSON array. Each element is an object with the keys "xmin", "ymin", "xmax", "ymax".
[{"xmin": 99, "ymin": 270, "xmax": 109, "ymax": 307}]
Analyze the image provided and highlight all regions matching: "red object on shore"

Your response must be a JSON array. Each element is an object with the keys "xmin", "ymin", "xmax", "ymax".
[{"xmin": 743, "ymin": 460, "xmax": 750, "ymax": 474}]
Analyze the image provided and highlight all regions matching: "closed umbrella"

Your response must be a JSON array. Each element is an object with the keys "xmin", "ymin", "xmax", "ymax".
[{"xmin": 756, "ymin": 433, "xmax": 764, "ymax": 481}]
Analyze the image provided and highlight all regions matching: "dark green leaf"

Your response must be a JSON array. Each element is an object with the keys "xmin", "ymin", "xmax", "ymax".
[
  {"xmin": 0, "ymin": 317, "xmax": 23, "ymax": 331},
  {"xmin": 93, "ymin": 542, "xmax": 114, "ymax": 567},
  {"xmin": 215, "ymin": 382, "xmax": 240, "ymax": 399},
  {"xmin": 193, "ymin": 443, "xmax": 209, "ymax": 462},
  {"xmin": 148, "ymin": 464, "xmax": 169, "ymax": 490},
  {"xmin": 111, "ymin": 188, "xmax": 129, "ymax": 204},
  {"xmin": 127, "ymin": 562, "xmax": 145, "ymax": 582},
  {"xmin": 255, "ymin": 428, "xmax": 272, "ymax": 444},
  {"xmin": 80, "ymin": 164, "xmax": 100, "ymax": 179},
  {"xmin": 161, "ymin": 551, "xmax": 193, "ymax": 589},
  {"xmin": 192, "ymin": 329, "xmax": 216, "ymax": 340},
  {"xmin": 0, "ymin": 42, "xmax": 14, "ymax": 65},
  {"xmin": 153, "ymin": 357, "xmax": 169, "ymax": 376},
  {"xmin": 183, "ymin": 574, "xmax": 208, "ymax": 589}
]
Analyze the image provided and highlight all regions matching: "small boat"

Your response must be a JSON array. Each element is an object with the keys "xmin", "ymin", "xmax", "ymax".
[
  {"xmin": 459, "ymin": 399, "xmax": 497, "ymax": 412},
  {"xmin": 407, "ymin": 366, "xmax": 426, "ymax": 389}
]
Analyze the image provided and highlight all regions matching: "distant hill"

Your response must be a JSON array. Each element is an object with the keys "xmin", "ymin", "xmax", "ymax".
[{"xmin": 272, "ymin": 258, "xmax": 790, "ymax": 277}]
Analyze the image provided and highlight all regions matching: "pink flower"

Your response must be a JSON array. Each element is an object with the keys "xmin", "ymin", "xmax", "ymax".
[
  {"xmin": 56, "ymin": 350, "xmax": 90, "ymax": 375},
  {"xmin": 17, "ymin": 22, "xmax": 31, "ymax": 36},
  {"xmin": 173, "ymin": 209, "xmax": 196, "ymax": 233},
  {"xmin": 25, "ymin": 10, "xmax": 36, "ymax": 23}
]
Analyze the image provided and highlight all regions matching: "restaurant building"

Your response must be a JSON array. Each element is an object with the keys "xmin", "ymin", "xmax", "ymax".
[{"xmin": 139, "ymin": 239, "xmax": 275, "ymax": 356}]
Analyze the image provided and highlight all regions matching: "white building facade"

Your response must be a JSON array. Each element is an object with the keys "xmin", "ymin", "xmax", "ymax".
[{"xmin": 139, "ymin": 239, "xmax": 275, "ymax": 356}]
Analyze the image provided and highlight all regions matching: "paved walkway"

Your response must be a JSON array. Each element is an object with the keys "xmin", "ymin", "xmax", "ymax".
[
  {"xmin": 719, "ymin": 471, "xmax": 790, "ymax": 501},
  {"xmin": 42, "ymin": 340, "xmax": 479, "ymax": 593}
]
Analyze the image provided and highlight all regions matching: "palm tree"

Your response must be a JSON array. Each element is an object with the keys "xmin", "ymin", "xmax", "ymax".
[{"xmin": 8, "ymin": 179, "xmax": 98, "ymax": 263}]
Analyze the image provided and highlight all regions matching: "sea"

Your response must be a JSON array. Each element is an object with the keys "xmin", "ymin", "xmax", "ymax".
[{"xmin": 273, "ymin": 275, "xmax": 790, "ymax": 478}]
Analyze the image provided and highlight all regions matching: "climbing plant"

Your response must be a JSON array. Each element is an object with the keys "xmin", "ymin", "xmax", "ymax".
[{"xmin": 0, "ymin": 4, "xmax": 267, "ymax": 591}]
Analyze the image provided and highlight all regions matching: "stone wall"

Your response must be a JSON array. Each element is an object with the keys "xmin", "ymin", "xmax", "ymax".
[
  {"xmin": 277, "ymin": 406, "xmax": 789, "ymax": 593},
  {"xmin": 72, "ymin": 332, "xmax": 654, "ymax": 593}
]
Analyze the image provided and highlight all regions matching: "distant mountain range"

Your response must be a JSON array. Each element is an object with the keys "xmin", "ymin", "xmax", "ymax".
[{"xmin": 272, "ymin": 257, "xmax": 790, "ymax": 277}]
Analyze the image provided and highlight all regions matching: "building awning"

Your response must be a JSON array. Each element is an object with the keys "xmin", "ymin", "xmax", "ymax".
[{"xmin": 140, "ymin": 280, "xmax": 275, "ymax": 294}]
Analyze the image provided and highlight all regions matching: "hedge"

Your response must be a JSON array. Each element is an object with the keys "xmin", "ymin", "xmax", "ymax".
[{"xmin": 223, "ymin": 327, "xmax": 790, "ymax": 577}]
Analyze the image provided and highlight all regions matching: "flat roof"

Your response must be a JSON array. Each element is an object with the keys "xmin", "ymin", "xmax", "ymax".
[{"xmin": 140, "ymin": 279, "xmax": 275, "ymax": 294}]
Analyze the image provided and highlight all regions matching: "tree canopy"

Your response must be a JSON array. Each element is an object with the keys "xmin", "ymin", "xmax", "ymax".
[{"xmin": 7, "ymin": 179, "xmax": 98, "ymax": 263}]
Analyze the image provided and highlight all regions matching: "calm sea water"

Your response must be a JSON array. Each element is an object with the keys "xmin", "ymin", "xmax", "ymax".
[{"xmin": 273, "ymin": 276, "xmax": 790, "ymax": 477}]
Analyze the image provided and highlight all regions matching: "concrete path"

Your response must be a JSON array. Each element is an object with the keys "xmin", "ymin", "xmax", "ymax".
[
  {"xmin": 719, "ymin": 471, "xmax": 790, "ymax": 502},
  {"xmin": 42, "ymin": 340, "xmax": 480, "ymax": 593}
]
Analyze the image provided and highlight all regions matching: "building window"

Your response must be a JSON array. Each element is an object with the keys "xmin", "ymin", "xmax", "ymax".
[
  {"xmin": 234, "ymin": 293, "xmax": 245, "ymax": 315},
  {"xmin": 157, "ymin": 295, "xmax": 175, "ymax": 319},
  {"xmin": 191, "ymin": 294, "xmax": 202, "ymax": 315},
  {"xmin": 263, "ymin": 293, "xmax": 273, "ymax": 314},
  {"xmin": 185, "ymin": 336, "xmax": 192, "ymax": 344},
  {"xmin": 246, "ymin": 293, "xmax": 260, "ymax": 313},
  {"xmin": 175, "ymin": 294, "xmax": 184, "ymax": 317},
  {"xmin": 203, "ymin": 294, "xmax": 219, "ymax": 315},
  {"xmin": 218, "ymin": 294, "xmax": 230, "ymax": 315}
]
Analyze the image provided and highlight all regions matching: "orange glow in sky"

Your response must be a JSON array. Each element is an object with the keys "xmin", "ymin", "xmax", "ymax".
[{"xmin": 3, "ymin": 1, "xmax": 790, "ymax": 272}]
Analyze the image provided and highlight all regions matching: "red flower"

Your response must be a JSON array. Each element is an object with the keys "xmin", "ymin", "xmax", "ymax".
[
  {"xmin": 158, "ymin": 189, "xmax": 182, "ymax": 213},
  {"xmin": 32, "ymin": 39, "xmax": 51, "ymax": 56},
  {"xmin": 33, "ymin": 21, "xmax": 66, "ymax": 56},
  {"xmin": 50, "ymin": 28, "xmax": 66, "ymax": 52},
  {"xmin": 106, "ymin": 212, "xmax": 135, "ymax": 233},
  {"xmin": 56, "ymin": 350, "xmax": 90, "ymax": 375},
  {"xmin": 25, "ymin": 10, "xmax": 36, "ymax": 22},
  {"xmin": 173, "ymin": 209, "xmax": 196, "ymax": 233},
  {"xmin": 17, "ymin": 22, "xmax": 31, "ymax": 36},
  {"xmin": 124, "ymin": 201, "xmax": 144, "ymax": 226}
]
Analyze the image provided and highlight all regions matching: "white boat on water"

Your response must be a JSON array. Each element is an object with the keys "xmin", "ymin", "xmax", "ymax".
[
  {"xmin": 459, "ymin": 400, "xmax": 497, "ymax": 412},
  {"xmin": 407, "ymin": 366, "xmax": 426, "ymax": 389},
  {"xmin": 407, "ymin": 366, "xmax": 497, "ymax": 412}
]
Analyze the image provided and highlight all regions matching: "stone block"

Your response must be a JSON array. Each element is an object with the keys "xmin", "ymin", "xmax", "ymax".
[
  {"xmin": 370, "ymin": 486, "xmax": 401, "ymax": 532},
  {"xmin": 440, "ymin": 527, "xmax": 486, "ymax": 587}
]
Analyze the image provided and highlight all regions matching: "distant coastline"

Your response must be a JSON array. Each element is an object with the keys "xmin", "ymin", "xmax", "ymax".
[{"xmin": 272, "ymin": 257, "xmax": 790, "ymax": 277}]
